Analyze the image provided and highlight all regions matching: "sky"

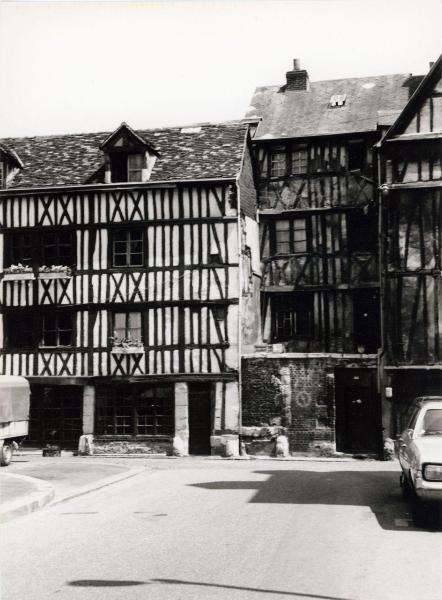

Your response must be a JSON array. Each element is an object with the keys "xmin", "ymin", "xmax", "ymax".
[{"xmin": 0, "ymin": 0, "xmax": 441, "ymax": 138}]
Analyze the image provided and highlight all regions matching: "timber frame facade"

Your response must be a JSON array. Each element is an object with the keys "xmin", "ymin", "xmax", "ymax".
[
  {"xmin": 378, "ymin": 55, "xmax": 442, "ymax": 437},
  {"xmin": 0, "ymin": 121, "xmax": 261, "ymax": 456},
  {"xmin": 240, "ymin": 59, "xmax": 439, "ymax": 458}
]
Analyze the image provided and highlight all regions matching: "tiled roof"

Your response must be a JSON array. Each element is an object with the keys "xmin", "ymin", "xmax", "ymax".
[
  {"xmin": 0, "ymin": 121, "xmax": 249, "ymax": 189},
  {"xmin": 246, "ymin": 73, "xmax": 419, "ymax": 140}
]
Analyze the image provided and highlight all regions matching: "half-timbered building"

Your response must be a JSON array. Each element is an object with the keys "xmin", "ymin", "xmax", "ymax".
[
  {"xmin": 378, "ymin": 55, "xmax": 442, "ymax": 438},
  {"xmin": 241, "ymin": 60, "xmax": 421, "ymax": 457},
  {"xmin": 0, "ymin": 121, "xmax": 260, "ymax": 456}
]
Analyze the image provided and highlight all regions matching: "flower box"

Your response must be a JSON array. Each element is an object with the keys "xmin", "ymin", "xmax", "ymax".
[
  {"xmin": 2, "ymin": 272, "xmax": 35, "ymax": 281},
  {"xmin": 111, "ymin": 346, "xmax": 145, "ymax": 355},
  {"xmin": 39, "ymin": 271, "xmax": 72, "ymax": 280}
]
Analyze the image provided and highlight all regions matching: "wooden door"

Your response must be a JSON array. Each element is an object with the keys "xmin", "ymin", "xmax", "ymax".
[
  {"xmin": 188, "ymin": 383, "xmax": 212, "ymax": 455},
  {"xmin": 335, "ymin": 369, "xmax": 381, "ymax": 454}
]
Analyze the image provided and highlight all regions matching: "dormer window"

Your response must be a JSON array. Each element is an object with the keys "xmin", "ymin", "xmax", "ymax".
[
  {"xmin": 0, "ymin": 144, "xmax": 23, "ymax": 189},
  {"xmin": 100, "ymin": 122, "xmax": 159, "ymax": 184},
  {"xmin": 110, "ymin": 152, "xmax": 144, "ymax": 183},
  {"xmin": 329, "ymin": 94, "xmax": 347, "ymax": 107}
]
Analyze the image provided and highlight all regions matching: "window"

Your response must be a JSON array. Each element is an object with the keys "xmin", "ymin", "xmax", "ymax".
[
  {"xmin": 112, "ymin": 229, "xmax": 144, "ymax": 267},
  {"xmin": 95, "ymin": 384, "xmax": 174, "ymax": 436},
  {"xmin": 347, "ymin": 209, "xmax": 377, "ymax": 253},
  {"xmin": 275, "ymin": 218, "xmax": 308, "ymax": 254},
  {"xmin": 270, "ymin": 151, "xmax": 286, "ymax": 178},
  {"xmin": 348, "ymin": 142, "xmax": 365, "ymax": 171},
  {"xmin": 110, "ymin": 152, "xmax": 144, "ymax": 182},
  {"xmin": 271, "ymin": 293, "xmax": 314, "ymax": 341},
  {"xmin": 8, "ymin": 232, "xmax": 33, "ymax": 266},
  {"xmin": 291, "ymin": 149, "xmax": 308, "ymax": 174},
  {"xmin": 42, "ymin": 231, "xmax": 73, "ymax": 266},
  {"xmin": 113, "ymin": 312, "xmax": 142, "ymax": 342},
  {"xmin": 41, "ymin": 312, "xmax": 73, "ymax": 347},
  {"xmin": 5, "ymin": 313, "xmax": 34, "ymax": 349},
  {"xmin": 127, "ymin": 153, "xmax": 143, "ymax": 182}
]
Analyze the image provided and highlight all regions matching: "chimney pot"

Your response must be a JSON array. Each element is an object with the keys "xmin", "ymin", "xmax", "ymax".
[{"xmin": 293, "ymin": 58, "xmax": 301, "ymax": 71}]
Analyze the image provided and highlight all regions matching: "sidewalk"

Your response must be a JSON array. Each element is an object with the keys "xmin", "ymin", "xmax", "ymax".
[{"xmin": 0, "ymin": 455, "xmax": 144, "ymax": 524}]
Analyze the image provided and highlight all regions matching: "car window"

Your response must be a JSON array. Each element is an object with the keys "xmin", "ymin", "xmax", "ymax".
[
  {"xmin": 422, "ymin": 409, "xmax": 442, "ymax": 435},
  {"xmin": 407, "ymin": 409, "xmax": 420, "ymax": 430}
]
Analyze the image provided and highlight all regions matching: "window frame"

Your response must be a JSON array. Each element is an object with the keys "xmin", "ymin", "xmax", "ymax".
[
  {"xmin": 41, "ymin": 230, "xmax": 74, "ymax": 267},
  {"xmin": 269, "ymin": 149, "xmax": 287, "ymax": 178},
  {"xmin": 273, "ymin": 217, "xmax": 310, "ymax": 255},
  {"xmin": 271, "ymin": 293, "xmax": 314, "ymax": 342},
  {"xmin": 289, "ymin": 147, "xmax": 309, "ymax": 175},
  {"xmin": 40, "ymin": 310, "xmax": 74, "ymax": 348},
  {"xmin": 111, "ymin": 228, "xmax": 145, "ymax": 268},
  {"xmin": 6, "ymin": 230, "xmax": 34, "ymax": 267},
  {"xmin": 4, "ymin": 312, "xmax": 35, "ymax": 350},
  {"xmin": 112, "ymin": 311, "xmax": 143, "ymax": 344},
  {"xmin": 95, "ymin": 384, "xmax": 175, "ymax": 437}
]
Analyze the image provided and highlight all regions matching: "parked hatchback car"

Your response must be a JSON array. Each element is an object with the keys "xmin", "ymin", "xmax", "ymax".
[{"xmin": 397, "ymin": 396, "xmax": 442, "ymax": 526}]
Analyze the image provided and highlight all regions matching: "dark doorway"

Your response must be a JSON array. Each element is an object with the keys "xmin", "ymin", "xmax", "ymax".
[
  {"xmin": 188, "ymin": 383, "xmax": 212, "ymax": 455},
  {"xmin": 353, "ymin": 289, "xmax": 380, "ymax": 353},
  {"xmin": 335, "ymin": 369, "xmax": 381, "ymax": 455},
  {"xmin": 27, "ymin": 385, "xmax": 83, "ymax": 448}
]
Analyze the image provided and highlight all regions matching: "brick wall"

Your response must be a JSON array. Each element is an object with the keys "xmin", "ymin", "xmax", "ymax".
[{"xmin": 241, "ymin": 354, "xmax": 376, "ymax": 453}]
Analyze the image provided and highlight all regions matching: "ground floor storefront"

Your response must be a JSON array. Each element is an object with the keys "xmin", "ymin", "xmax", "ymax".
[{"xmin": 25, "ymin": 377, "xmax": 240, "ymax": 457}]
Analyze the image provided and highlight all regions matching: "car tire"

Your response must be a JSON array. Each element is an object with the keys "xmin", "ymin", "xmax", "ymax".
[
  {"xmin": 0, "ymin": 443, "xmax": 14, "ymax": 467},
  {"xmin": 410, "ymin": 494, "xmax": 427, "ymax": 528},
  {"xmin": 401, "ymin": 473, "xmax": 411, "ymax": 500}
]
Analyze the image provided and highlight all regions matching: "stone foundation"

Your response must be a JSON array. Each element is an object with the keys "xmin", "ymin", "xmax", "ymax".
[{"xmin": 92, "ymin": 438, "xmax": 171, "ymax": 455}]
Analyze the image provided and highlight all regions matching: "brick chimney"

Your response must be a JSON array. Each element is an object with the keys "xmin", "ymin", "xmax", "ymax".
[{"xmin": 285, "ymin": 59, "xmax": 309, "ymax": 91}]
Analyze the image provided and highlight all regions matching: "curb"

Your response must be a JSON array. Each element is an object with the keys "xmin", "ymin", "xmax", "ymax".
[
  {"xmin": 49, "ymin": 466, "xmax": 145, "ymax": 507},
  {"xmin": 0, "ymin": 473, "xmax": 55, "ymax": 524}
]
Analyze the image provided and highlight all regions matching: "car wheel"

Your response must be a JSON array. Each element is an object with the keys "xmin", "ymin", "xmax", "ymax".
[
  {"xmin": 410, "ymin": 494, "xmax": 427, "ymax": 528},
  {"xmin": 0, "ymin": 443, "xmax": 14, "ymax": 467},
  {"xmin": 401, "ymin": 473, "xmax": 411, "ymax": 500}
]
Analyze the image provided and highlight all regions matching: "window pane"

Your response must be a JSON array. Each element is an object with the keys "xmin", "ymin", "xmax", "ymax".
[
  {"xmin": 271, "ymin": 152, "xmax": 286, "ymax": 177},
  {"xmin": 59, "ymin": 330, "xmax": 73, "ymax": 346},
  {"xmin": 128, "ymin": 153, "xmax": 143, "ymax": 169},
  {"xmin": 114, "ymin": 254, "xmax": 127, "ymax": 267}
]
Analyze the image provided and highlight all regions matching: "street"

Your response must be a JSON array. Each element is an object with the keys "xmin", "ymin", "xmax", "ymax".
[{"xmin": 1, "ymin": 458, "xmax": 441, "ymax": 600}]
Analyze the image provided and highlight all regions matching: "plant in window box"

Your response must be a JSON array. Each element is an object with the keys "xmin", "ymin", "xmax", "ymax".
[
  {"xmin": 110, "ymin": 336, "xmax": 145, "ymax": 354},
  {"xmin": 39, "ymin": 265, "xmax": 72, "ymax": 279},
  {"xmin": 3, "ymin": 263, "xmax": 35, "ymax": 281}
]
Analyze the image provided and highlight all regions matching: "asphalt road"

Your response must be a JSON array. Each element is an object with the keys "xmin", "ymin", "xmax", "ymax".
[{"xmin": 1, "ymin": 459, "xmax": 441, "ymax": 600}]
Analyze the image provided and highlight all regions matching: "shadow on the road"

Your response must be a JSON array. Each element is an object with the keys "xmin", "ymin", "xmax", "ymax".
[
  {"xmin": 152, "ymin": 578, "xmax": 354, "ymax": 599},
  {"xmin": 69, "ymin": 580, "xmax": 145, "ymax": 587},
  {"xmin": 190, "ymin": 469, "xmax": 428, "ymax": 532},
  {"xmin": 67, "ymin": 578, "xmax": 352, "ymax": 598}
]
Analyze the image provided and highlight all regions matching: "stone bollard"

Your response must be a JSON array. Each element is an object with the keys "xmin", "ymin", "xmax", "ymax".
[
  {"xmin": 274, "ymin": 435, "xmax": 289, "ymax": 458},
  {"xmin": 172, "ymin": 436, "xmax": 187, "ymax": 457},
  {"xmin": 224, "ymin": 438, "xmax": 239, "ymax": 458},
  {"xmin": 78, "ymin": 434, "xmax": 94, "ymax": 456}
]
